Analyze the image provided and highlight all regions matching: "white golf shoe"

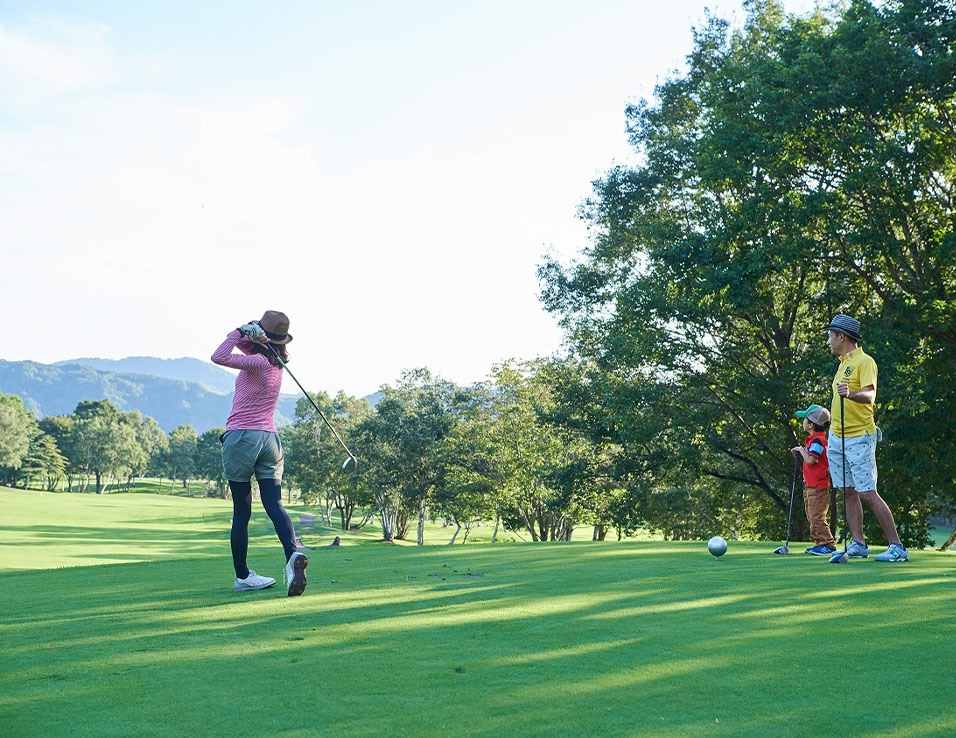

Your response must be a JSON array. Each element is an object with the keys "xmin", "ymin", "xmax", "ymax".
[
  {"xmin": 284, "ymin": 552, "xmax": 308, "ymax": 596},
  {"xmin": 233, "ymin": 570, "xmax": 276, "ymax": 592}
]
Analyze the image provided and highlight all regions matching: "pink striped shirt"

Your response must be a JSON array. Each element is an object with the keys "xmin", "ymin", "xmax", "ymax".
[{"xmin": 211, "ymin": 330, "xmax": 284, "ymax": 432}]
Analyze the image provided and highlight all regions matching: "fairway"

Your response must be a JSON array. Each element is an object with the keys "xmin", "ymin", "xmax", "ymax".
[{"xmin": 1, "ymin": 489, "xmax": 955, "ymax": 738}]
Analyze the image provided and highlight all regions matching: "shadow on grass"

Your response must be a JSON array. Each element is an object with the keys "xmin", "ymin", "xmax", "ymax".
[{"xmin": 1, "ymin": 545, "xmax": 955, "ymax": 737}]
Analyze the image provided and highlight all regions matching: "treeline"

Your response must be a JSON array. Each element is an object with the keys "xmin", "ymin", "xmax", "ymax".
[
  {"xmin": 0, "ymin": 360, "xmax": 640, "ymax": 544},
  {"xmin": 0, "ymin": 395, "xmax": 227, "ymax": 495},
  {"xmin": 2, "ymin": 1, "xmax": 954, "ymax": 548},
  {"xmin": 540, "ymin": 0, "xmax": 956, "ymax": 549}
]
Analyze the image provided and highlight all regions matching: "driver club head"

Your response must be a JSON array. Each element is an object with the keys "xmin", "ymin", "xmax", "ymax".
[
  {"xmin": 829, "ymin": 550, "xmax": 849, "ymax": 564},
  {"xmin": 341, "ymin": 455, "xmax": 357, "ymax": 473},
  {"xmin": 772, "ymin": 545, "xmax": 789, "ymax": 555}
]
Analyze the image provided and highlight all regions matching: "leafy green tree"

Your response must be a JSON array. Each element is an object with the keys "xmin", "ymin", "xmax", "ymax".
[
  {"xmin": 166, "ymin": 425, "xmax": 198, "ymax": 490},
  {"xmin": 0, "ymin": 392, "xmax": 38, "ymax": 479},
  {"xmin": 120, "ymin": 412, "xmax": 167, "ymax": 491},
  {"xmin": 196, "ymin": 428, "xmax": 226, "ymax": 497},
  {"xmin": 19, "ymin": 433, "xmax": 67, "ymax": 490},
  {"xmin": 359, "ymin": 369, "xmax": 466, "ymax": 544},
  {"xmin": 39, "ymin": 415, "xmax": 84, "ymax": 491},
  {"xmin": 72, "ymin": 400, "xmax": 129, "ymax": 493},
  {"xmin": 540, "ymin": 0, "xmax": 956, "ymax": 546},
  {"xmin": 485, "ymin": 360, "xmax": 588, "ymax": 542},
  {"xmin": 283, "ymin": 392, "xmax": 373, "ymax": 528}
]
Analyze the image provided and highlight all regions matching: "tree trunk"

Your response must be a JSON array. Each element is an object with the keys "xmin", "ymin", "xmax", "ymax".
[
  {"xmin": 492, "ymin": 515, "xmax": 500, "ymax": 544},
  {"xmin": 95, "ymin": 470, "xmax": 103, "ymax": 494},
  {"xmin": 940, "ymin": 528, "xmax": 956, "ymax": 552},
  {"xmin": 593, "ymin": 524, "xmax": 607, "ymax": 541},
  {"xmin": 448, "ymin": 522, "xmax": 462, "ymax": 545},
  {"xmin": 379, "ymin": 504, "xmax": 396, "ymax": 541},
  {"xmin": 417, "ymin": 500, "xmax": 426, "ymax": 545}
]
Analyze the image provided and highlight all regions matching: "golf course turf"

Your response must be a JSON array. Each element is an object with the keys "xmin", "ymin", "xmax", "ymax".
[{"xmin": 1, "ymin": 487, "xmax": 954, "ymax": 737}]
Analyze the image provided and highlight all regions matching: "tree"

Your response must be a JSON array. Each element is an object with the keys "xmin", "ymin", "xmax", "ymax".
[
  {"xmin": 0, "ymin": 392, "xmax": 38, "ymax": 478},
  {"xmin": 283, "ymin": 392, "xmax": 374, "ymax": 528},
  {"xmin": 122, "ymin": 412, "xmax": 167, "ymax": 491},
  {"xmin": 19, "ymin": 433, "xmax": 66, "ymax": 490},
  {"xmin": 39, "ymin": 415, "xmax": 83, "ymax": 491},
  {"xmin": 360, "ymin": 369, "xmax": 466, "ymax": 544},
  {"xmin": 485, "ymin": 360, "xmax": 586, "ymax": 542},
  {"xmin": 196, "ymin": 428, "xmax": 227, "ymax": 497},
  {"xmin": 166, "ymin": 425, "xmax": 198, "ymax": 490},
  {"xmin": 72, "ymin": 400, "xmax": 127, "ymax": 493},
  {"xmin": 539, "ymin": 0, "xmax": 956, "ymax": 546}
]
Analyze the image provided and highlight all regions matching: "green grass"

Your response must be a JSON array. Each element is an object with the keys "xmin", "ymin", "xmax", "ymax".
[{"xmin": 1, "ymin": 487, "xmax": 955, "ymax": 737}]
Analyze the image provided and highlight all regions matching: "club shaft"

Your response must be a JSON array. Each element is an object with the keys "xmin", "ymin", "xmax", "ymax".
[
  {"xmin": 841, "ymin": 395, "xmax": 847, "ymax": 553},
  {"xmin": 266, "ymin": 345, "xmax": 356, "ymax": 460},
  {"xmin": 785, "ymin": 455, "xmax": 798, "ymax": 546}
]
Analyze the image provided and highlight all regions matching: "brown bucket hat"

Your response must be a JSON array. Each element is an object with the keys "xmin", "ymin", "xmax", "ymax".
[{"xmin": 258, "ymin": 310, "xmax": 293, "ymax": 344}]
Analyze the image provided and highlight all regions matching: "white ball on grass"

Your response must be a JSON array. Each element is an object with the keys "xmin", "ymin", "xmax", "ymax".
[{"xmin": 708, "ymin": 536, "xmax": 728, "ymax": 557}]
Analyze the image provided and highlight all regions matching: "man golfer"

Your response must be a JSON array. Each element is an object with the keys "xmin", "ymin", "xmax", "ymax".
[{"xmin": 826, "ymin": 314, "xmax": 907, "ymax": 562}]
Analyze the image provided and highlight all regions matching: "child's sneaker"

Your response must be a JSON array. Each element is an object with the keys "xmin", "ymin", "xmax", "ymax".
[
  {"xmin": 233, "ymin": 571, "xmax": 276, "ymax": 592},
  {"xmin": 874, "ymin": 543, "xmax": 908, "ymax": 562},
  {"xmin": 284, "ymin": 552, "xmax": 308, "ymax": 596},
  {"xmin": 805, "ymin": 544, "xmax": 836, "ymax": 556},
  {"xmin": 845, "ymin": 540, "xmax": 870, "ymax": 558}
]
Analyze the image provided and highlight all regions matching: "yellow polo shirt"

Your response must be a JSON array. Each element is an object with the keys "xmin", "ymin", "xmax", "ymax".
[{"xmin": 830, "ymin": 347, "xmax": 877, "ymax": 437}]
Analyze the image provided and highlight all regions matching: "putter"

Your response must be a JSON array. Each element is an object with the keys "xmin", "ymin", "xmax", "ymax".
[
  {"xmin": 829, "ymin": 394, "xmax": 849, "ymax": 564},
  {"xmin": 773, "ymin": 454, "xmax": 801, "ymax": 554},
  {"xmin": 264, "ymin": 343, "xmax": 358, "ymax": 472}
]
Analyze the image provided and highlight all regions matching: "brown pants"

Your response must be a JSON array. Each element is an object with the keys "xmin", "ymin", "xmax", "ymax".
[{"xmin": 803, "ymin": 485, "xmax": 835, "ymax": 547}]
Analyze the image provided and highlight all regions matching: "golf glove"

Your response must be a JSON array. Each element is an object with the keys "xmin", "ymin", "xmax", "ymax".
[{"xmin": 238, "ymin": 322, "xmax": 264, "ymax": 339}]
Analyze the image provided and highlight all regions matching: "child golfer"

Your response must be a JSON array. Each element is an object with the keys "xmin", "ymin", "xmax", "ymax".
[
  {"xmin": 791, "ymin": 404, "xmax": 837, "ymax": 555},
  {"xmin": 211, "ymin": 310, "xmax": 308, "ymax": 596}
]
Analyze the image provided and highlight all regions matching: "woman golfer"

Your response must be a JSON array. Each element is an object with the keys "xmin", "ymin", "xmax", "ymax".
[{"xmin": 211, "ymin": 310, "xmax": 307, "ymax": 596}]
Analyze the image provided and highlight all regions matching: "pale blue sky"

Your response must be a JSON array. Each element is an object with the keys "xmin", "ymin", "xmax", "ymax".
[{"xmin": 1, "ymin": 0, "xmax": 818, "ymax": 396}]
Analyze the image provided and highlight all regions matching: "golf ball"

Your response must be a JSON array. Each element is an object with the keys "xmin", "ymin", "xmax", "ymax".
[{"xmin": 708, "ymin": 536, "xmax": 728, "ymax": 557}]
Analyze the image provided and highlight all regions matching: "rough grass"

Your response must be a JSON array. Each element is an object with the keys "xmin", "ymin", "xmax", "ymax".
[{"xmin": 1, "ymin": 487, "xmax": 954, "ymax": 738}]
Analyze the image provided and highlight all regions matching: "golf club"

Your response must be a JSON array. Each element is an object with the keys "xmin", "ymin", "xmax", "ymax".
[
  {"xmin": 773, "ymin": 454, "xmax": 801, "ymax": 554},
  {"xmin": 264, "ymin": 342, "xmax": 357, "ymax": 473},
  {"xmin": 830, "ymin": 394, "xmax": 849, "ymax": 564}
]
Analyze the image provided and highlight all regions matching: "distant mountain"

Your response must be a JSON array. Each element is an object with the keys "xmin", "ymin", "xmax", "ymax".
[
  {"xmin": 54, "ymin": 356, "xmax": 238, "ymax": 394},
  {"xmin": 0, "ymin": 359, "xmax": 299, "ymax": 433}
]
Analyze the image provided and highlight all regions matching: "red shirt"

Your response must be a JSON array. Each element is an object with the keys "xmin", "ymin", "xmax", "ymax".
[{"xmin": 803, "ymin": 431, "xmax": 829, "ymax": 488}]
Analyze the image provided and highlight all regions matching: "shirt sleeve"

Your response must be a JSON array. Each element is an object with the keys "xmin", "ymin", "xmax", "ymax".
[
  {"xmin": 808, "ymin": 439, "xmax": 825, "ymax": 458},
  {"xmin": 859, "ymin": 356, "xmax": 877, "ymax": 390},
  {"xmin": 211, "ymin": 330, "xmax": 267, "ymax": 372}
]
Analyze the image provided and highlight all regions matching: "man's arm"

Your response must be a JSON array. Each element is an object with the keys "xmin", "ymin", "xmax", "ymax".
[{"xmin": 836, "ymin": 383, "xmax": 875, "ymax": 404}]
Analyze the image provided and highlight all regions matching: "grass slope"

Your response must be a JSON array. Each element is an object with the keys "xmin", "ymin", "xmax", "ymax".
[{"xmin": 1, "ymin": 488, "xmax": 954, "ymax": 738}]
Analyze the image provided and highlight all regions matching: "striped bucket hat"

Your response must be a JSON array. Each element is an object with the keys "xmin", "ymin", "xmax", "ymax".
[{"xmin": 826, "ymin": 314, "xmax": 861, "ymax": 341}]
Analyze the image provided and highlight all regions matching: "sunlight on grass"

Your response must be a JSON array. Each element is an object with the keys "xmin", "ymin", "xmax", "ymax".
[{"xmin": 2, "ymin": 488, "xmax": 955, "ymax": 737}]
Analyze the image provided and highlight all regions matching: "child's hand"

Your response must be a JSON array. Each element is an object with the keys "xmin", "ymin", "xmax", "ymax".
[{"xmin": 791, "ymin": 446, "xmax": 802, "ymax": 455}]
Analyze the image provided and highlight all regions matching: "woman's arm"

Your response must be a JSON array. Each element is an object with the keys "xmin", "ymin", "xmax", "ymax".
[{"xmin": 211, "ymin": 330, "xmax": 265, "ymax": 371}]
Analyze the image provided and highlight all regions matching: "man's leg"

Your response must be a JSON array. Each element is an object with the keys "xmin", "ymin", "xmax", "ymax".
[
  {"xmin": 858, "ymin": 489, "xmax": 902, "ymax": 545},
  {"xmin": 844, "ymin": 486, "xmax": 865, "ymax": 543}
]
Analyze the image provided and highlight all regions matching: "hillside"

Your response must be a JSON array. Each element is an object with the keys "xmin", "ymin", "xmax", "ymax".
[
  {"xmin": 0, "ymin": 359, "xmax": 299, "ymax": 433},
  {"xmin": 54, "ymin": 356, "xmax": 237, "ymax": 394}
]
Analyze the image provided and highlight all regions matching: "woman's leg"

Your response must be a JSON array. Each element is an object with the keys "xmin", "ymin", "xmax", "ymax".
[
  {"xmin": 258, "ymin": 478, "xmax": 297, "ymax": 561},
  {"xmin": 230, "ymin": 481, "xmax": 253, "ymax": 579}
]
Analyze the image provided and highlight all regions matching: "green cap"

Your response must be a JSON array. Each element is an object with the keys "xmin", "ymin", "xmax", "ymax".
[{"xmin": 795, "ymin": 404, "xmax": 831, "ymax": 426}]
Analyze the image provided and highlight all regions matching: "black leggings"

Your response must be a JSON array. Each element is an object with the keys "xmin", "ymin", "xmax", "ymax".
[{"xmin": 230, "ymin": 479, "xmax": 297, "ymax": 580}]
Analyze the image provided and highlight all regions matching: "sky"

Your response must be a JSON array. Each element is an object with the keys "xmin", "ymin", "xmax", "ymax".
[{"xmin": 0, "ymin": 0, "xmax": 819, "ymax": 397}]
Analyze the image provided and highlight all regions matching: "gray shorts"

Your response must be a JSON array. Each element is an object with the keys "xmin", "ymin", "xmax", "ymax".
[
  {"xmin": 220, "ymin": 430, "xmax": 284, "ymax": 482},
  {"xmin": 827, "ymin": 430, "xmax": 878, "ymax": 492}
]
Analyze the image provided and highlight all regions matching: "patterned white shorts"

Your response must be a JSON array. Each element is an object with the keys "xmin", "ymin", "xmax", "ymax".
[{"xmin": 827, "ymin": 430, "xmax": 878, "ymax": 492}]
